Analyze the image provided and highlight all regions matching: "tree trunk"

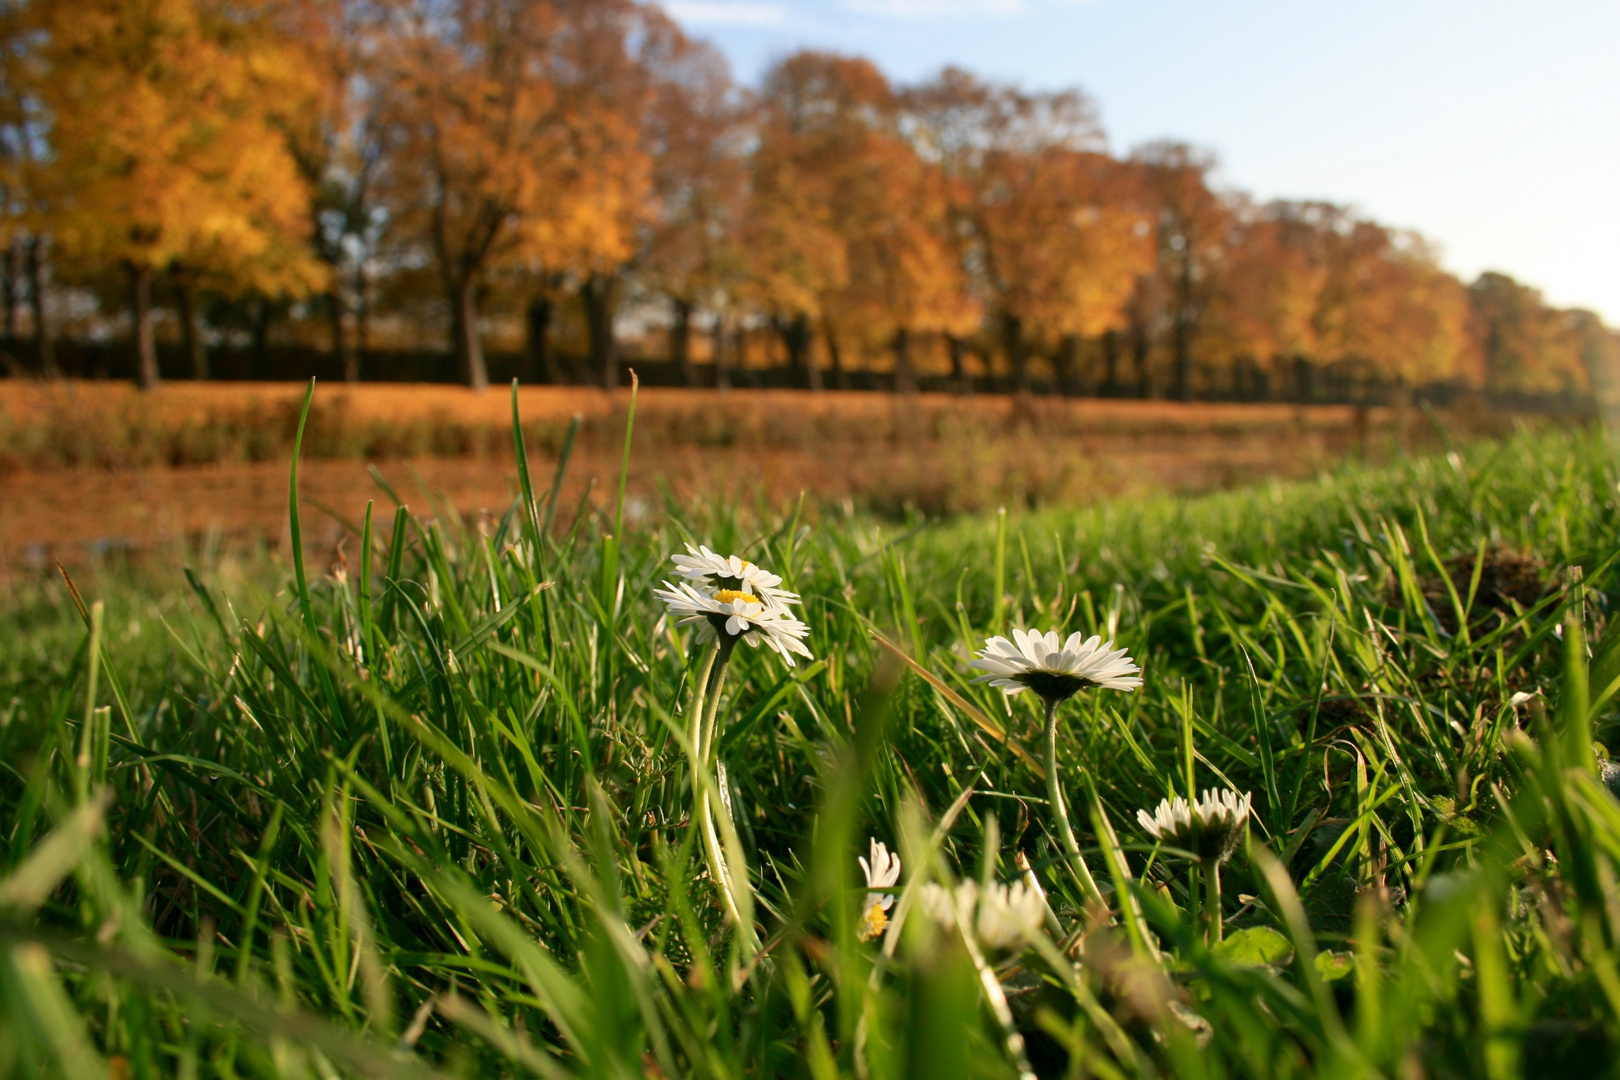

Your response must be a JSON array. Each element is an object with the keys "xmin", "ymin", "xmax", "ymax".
[
  {"xmin": 328, "ymin": 288, "xmax": 358, "ymax": 384},
  {"xmin": 449, "ymin": 273, "xmax": 489, "ymax": 391},
  {"xmin": 776, "ymin": 313, "xmax": 818, "ymax": 391},
  {"xmin": 733, "ymin": 325, "xmax": 749, "ymax": 386},
  {"xmin": 2, "ymin": 241, "xmax": 18, "ymax": 341},
  {"xmin": 1173, "ymin": 249, "xmax": 1195, "ymax": 401},
  {"xmin": 1001, "ymin": 312, "xmax": 1028, "ymax": 393},
  {"xmin": 1056, "ymin": 334, "xmax": 1080, "ymax": 396},
  {"xmin": 26, "ymin": 236, "xmax": 52, "ymax": 373},
  {"xmin": 527, "ymin": 295, "xmax": 556, "ymax": 384},
  {"xmin": 1172, "ymin": 326, "xmax": 1191, "ymax": 400},
  {"xmin": 1102, "ymin": 329, "xmax": 1120, "ymax": 396},
  {"xmin": 947, "ymin": 334, "xmax": 971, "ymax": 395},
  {"xmin": 800, "ymin": 315, "xmax": 821, "ymax": 391},
  {"xmin": 130, "ymin": 263, "xmax": 158, "ymax": 390},
  {"xmin": 822, "ymin": 317, "xmax": 848, "ymax": 391},
  {"xmin": 670, "ymin": 296, "xmax": 694, "ymax": 386},
  {"xmin": 806, "ymin": 329, "xmax": 824, "ymax": 392},
  {"xmin": 711, "ymin": 312, "xmax": 730, "ymax": 391},
  {"xmin": 252, "ymin": 297, "xmax": 272, "ymax": 379},
  {"xmin": 582, "ymin": 274, "xmax": 618, "ymax": 390},
  {"xmin": 892, "ymin": 327, "xmax": 916, "ymax": 395},
  {"xmin": 174, "ymin": 269, "xmax": 208, "ymax": 380},
  {"xmin": 354, "ymin": 260, "xmax": 371, "ymax": 357},
  {"xmin": 1130, "ymin": 325, "xmax": 1150, "ymax": 398},
  {"xmin": 1173, "ymin": 311, "xmax": 1192, "ymax": 401}
]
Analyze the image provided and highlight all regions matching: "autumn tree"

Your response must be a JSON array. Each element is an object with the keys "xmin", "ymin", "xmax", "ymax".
[
  {"xmin": 1469, "ymin": 271, "xmax": 1592, "ymax": 398},
  {"xmin": 1200, "ymin": 200, "xmax": 1326, "ymax": 398},
  {"xmin": 906, "ymin": 69, "xmax": 1148, "ymax": 392},
  {"xmin": 747, "ymin": 52, "xmax": 976, "ymax": 393},
  {"xmin": 977, "ymin": 147, "xmax": 1149, "ymax": 393},
  {"xmin": 33, "ymin": 0, "xmax": 324, "ymax": 388},
  {"xmin": 741, "ymin": 52, "xmax": 863, "ymax": 390},
  {"xmin": 279, "ymin": 0, "xmax": 392, "ymax": 382},
  {"xmin": 1130, "ymin": 141, "xmax": 1230, "ymax": 400},
  {"xmin": 1310, "ymin": 216, "xmax": 1474, "ymax": 392},
  {"xmin": 632, "ymin": 28, "xmax": 748, "ymax": 387},
  {"xmin": 379, "ymin": 0, "xmax": 650, "ymax": 391},
  {"xmin": 563, "ymin": 3, "xmax": 716, "ymax": 390},
  {"xmin": 0, "ymin": 1, "xmax": 52, "ymax": 370}
]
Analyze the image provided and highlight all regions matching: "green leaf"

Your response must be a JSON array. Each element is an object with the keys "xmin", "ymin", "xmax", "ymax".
[
  {"xmin": 1314, "ymin": 951, "xmax": 1354, "ymax": 982},
  {"xmin": 1213, "ymin": 926, "xmax": 1294, "ymax": 968}
]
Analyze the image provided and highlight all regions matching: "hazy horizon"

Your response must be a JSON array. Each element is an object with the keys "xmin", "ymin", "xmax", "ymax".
[{"xmin": 669, "ymin": 0, "xmax": 1620, "ymax": 323}]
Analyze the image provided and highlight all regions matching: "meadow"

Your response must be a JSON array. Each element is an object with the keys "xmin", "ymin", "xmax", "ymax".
[
  {"xmin": 0, "ymin": 381, "xmax": 1617, "ymax": 1079},
  {"xmin": 0, "ymin": 378, "xmax": 1503, "ymax": 565}
]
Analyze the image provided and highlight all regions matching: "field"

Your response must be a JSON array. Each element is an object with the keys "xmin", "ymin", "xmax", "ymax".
[
  {"xmin": 0, "ymin": 379, "xmax": 1483, "ymax": 570},
  {"xmin": 1, "ymin": 382, "xmax": 1618, "ymax": 1079}
]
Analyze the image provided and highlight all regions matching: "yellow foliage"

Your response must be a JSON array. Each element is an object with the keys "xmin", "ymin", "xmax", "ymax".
[{"xmin": 35, "ymin": 0, "xmax": 326, "ymax": 296}]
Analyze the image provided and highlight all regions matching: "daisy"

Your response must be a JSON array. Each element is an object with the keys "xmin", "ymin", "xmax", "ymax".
[
  {"xmin": 1136, "ymin": 788, "xmax": 1251, "ymax": 865},
  {"xmin": 1137, "ymin": 788, "xmax": 1251, "ymax": 944},
  {"xmin": 857, "ymin": 839, "xmax": 902, "ymax": 942},
  {"xmin": 653, "ymin": 580, "xmax": 813, "ymax": 667},
  {"xmin": 671, "ymin": 544, "xmax": 801, "ymax": 607},
  {"xmin": 920, "ymin": 880, "xmax": 1046, "ymax": 954},
  {"xmin": 919, "ymin": 879, "xmax": 1047, "ymax": 1080},
  {"xmin": 970, "ymin": 628, "xmax": 1140, "ymax": 907},
  {"xmin": 970, "ymin": 629, "xmax": 1142, "ymax": 701}
]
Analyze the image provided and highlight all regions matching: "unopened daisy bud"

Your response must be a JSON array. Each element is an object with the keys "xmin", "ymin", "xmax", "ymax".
[
  {"xmin": 856, "ymin": 838, "xmax": 901, "ymax": 942},
  {"xmin": 970, "ymin": 629, "xmax": 1142, "ymax": 703},
  {"xmin": 1136, "ymin": 788, "xmax": 1252, "ymax": 864}
]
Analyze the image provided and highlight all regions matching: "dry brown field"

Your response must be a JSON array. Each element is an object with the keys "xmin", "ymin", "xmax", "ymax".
[{"xmin": 0, "ymin": 379, "xmax": 1470, "ymax": 570}]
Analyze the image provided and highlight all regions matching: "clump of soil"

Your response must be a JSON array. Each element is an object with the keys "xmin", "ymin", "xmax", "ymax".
[{"xmin": 1413, "ymin": 545, "xmax": 1547, "ymax": 635}]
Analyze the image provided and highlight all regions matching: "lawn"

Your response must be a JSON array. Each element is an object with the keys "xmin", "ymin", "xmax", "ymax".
[{"xmin": 0, "ymin": 384, "xmax": 1616, "ymax": 1079}]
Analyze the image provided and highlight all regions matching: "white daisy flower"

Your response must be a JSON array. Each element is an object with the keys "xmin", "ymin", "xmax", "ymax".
[
  {"xmin": 653, "ymin": 580, "xmax": 813, "ymax": 667},
  {"xmin": 1136, "ymin": 788, "xmax": 1252, "ymax": 864},
  {"xmin": 857, "ymin": 838, "xmax": 902, "ymax": 942},
  {"xmin": 920, "ymin": 879, "xmax": 1045, "ymax": 953},
  {"xmin": 970, "ymin": 629, "xmax": 1143, "ymax": 701},
  {"xmin": 671, "ymin": 544, "xmax": 801, "ymax": 607}
]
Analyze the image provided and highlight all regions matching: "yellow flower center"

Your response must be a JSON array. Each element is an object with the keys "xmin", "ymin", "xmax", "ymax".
[
  {"xmin": 858, "ymin": 900, "xmax": 889, "ymax": 942},
  {"xmin": 713, "ymin": 589, "xmax": 760, "ymax": 606}
]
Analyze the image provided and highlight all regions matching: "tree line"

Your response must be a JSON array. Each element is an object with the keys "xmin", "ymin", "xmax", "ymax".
[{"xmin": 0, "ymin": 0, "xmax": 1611, "ymax": 402}]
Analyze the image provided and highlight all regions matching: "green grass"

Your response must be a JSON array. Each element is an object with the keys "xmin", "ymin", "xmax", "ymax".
[{"xmin": 2, "ymin": 383, "xmax": 1618, "ymax": 1079}]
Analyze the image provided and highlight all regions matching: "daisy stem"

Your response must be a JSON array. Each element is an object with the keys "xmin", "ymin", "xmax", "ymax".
[
  {"xmin": 957, "ymin": 921, "xmax": 1038, "ymax": 1080},
  {"xmin": 700, "ymin": 637, "xmax": 740, "ymax": 895},
  {"xmin": 699, "ymin": 635, "xmax": 736, "ymax": 776},
  {"xmin": 1043, "ymin": 697, "xmax": 1104, "ymax": 907},
  {"xmin": 1203, "ymin": 857, "xmax": 1224, "ymax": 944},
  {"xmin": 693, "ymin": 635, "xmax": 759, "ymax": 954},
  {"xmin": 689, "ymin": 642, "xmax": 738, "ymax": 912}
]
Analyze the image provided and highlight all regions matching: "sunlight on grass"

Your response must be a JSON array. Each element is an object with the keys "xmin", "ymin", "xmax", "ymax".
[{"xmin": 0, "ymin": 382, "xmax": 1616, "ymax": 1078}]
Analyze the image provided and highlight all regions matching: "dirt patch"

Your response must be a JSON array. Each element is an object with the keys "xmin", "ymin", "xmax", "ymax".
[{"xmin": 1413, "ymin": 546, "xmax": 1548, "ymax": 635}]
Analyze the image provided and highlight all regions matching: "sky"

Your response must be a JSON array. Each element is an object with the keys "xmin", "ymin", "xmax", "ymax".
[{"xmin": 665, "ymin": 0, "xmax": 1620, "ymax": 322}]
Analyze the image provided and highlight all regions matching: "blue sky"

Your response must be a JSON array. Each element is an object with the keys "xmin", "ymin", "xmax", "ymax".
[{"xmin": 666, "ymin": 0, "xmax": 1620, "ymax": 321}]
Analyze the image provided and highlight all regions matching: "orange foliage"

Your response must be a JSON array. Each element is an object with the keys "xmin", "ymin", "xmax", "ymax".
[
  {"xmin": 376, "ymin": 0, "xmax": 654, "ymax": 388},
  {"xmin": 31, "ymin": 0, "xmax": 324, "ymax": 385},
  {"xmin": 0, "ymin": 14, "xmax": 1607, "ymax": 400},
  {"xmin": 36, "ymin": 0, "xmax": 322, "ymax": 289}
]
